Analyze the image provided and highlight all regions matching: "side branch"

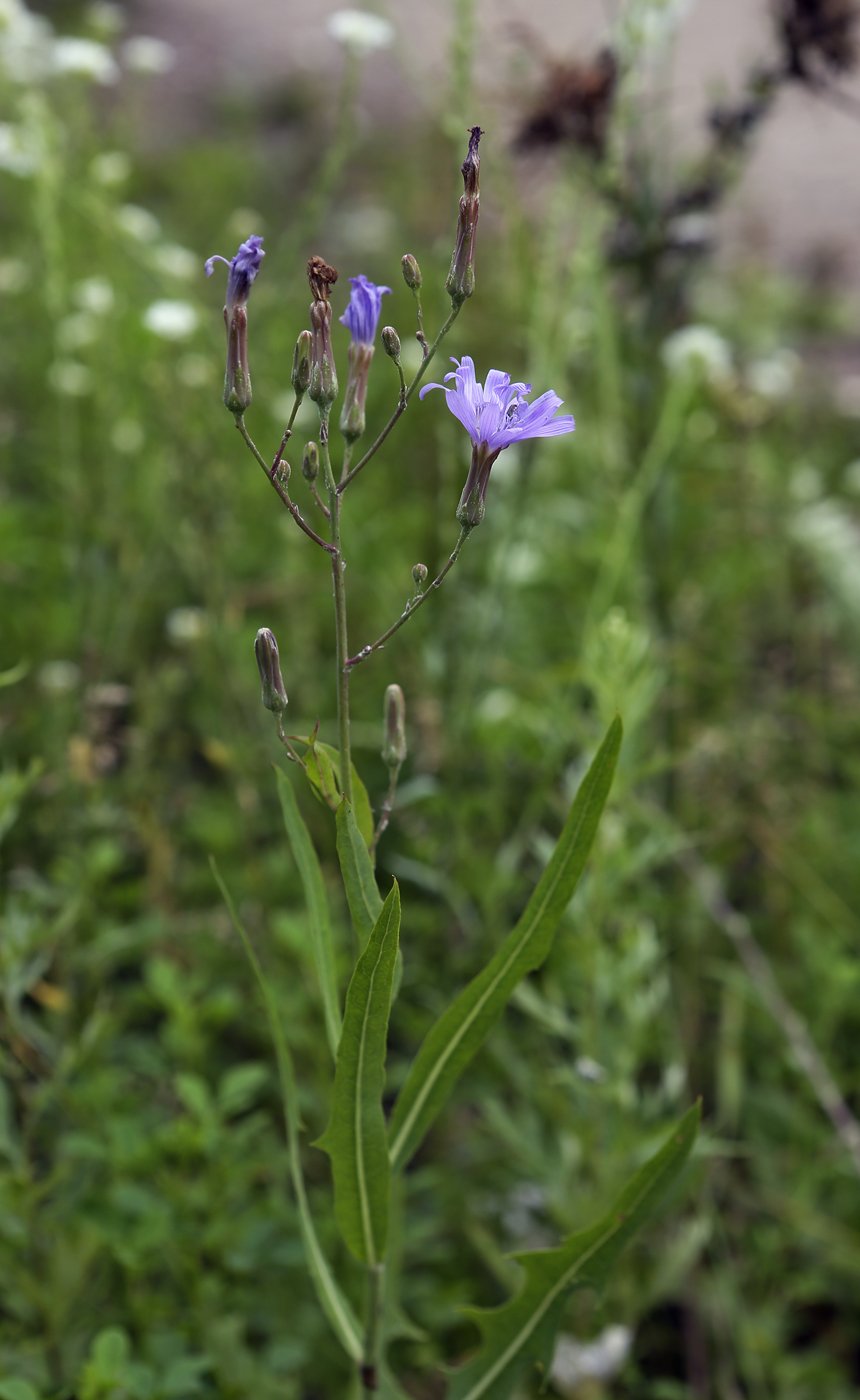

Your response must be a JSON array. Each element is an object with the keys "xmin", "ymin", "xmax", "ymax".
[
  {"xmin": 235, "ymin": 415, "xmax": 336, "ymax": 556},
  {"xmin": 345, "ymin": 527, "xmax": 471, "ymax": 670}
]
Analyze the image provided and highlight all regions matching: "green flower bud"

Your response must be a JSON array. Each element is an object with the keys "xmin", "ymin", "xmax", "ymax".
[
  {"xmin": 381, "ymin": 326, "xmax": 402, "ymax": 364},
  {"xmin": 401, "ymin": 254, "xmax": 422, "ymax": 290},
  {"xmin": 255, "ymin": 627, "xmax": 288, "ymax": 713},
  {"xmin": 302, "ymin": 441, "xmax": 319, "ymax": 482},
  {"xmin": 291, "ymin": 329, "xmax": 312, "ymax": 395},
  {"xmin": 412, "ymin": 562, "xmax": 428, "ymax": 590},
  {"xmin": 381, "ymin": 683, "xmax": 407, "ymax": 770}
]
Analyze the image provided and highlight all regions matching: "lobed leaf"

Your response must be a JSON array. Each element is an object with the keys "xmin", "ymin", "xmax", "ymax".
[
  {"xmin": 388, "ymin": 716, "xmax": 622, "ymax": 1173},
  {"xmin": 275, "ymin": 766, "xmax": 342, "ymax": 1061},
  {"xmin": 336, "ymin": 798, "xmax": 384, "ymax": 951},
  {"xmin": 316, "ymin": 882, "xmax": 401, "ymax": 1265},
  {"xmin": 447, "ymin": 1101, "xmax": 701, "ymax": 1400}
]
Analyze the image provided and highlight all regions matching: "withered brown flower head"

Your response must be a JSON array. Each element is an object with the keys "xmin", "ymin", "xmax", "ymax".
[
  {"xmin": 307, "ymin": 255, "xmax": 339, "ymax": 303},
  {"xmin": 777, "ymin": 0, "xmax": 858, "ymax": 81},
  {"xmin": 515, "ymin": 49, "xmax": 617, "ymax": 157}
]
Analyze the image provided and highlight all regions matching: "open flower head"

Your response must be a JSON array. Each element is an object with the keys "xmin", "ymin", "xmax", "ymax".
[
  {"xmin": 339, "ymin": 274, "xmax": 392, "ymax": 348},
  {"xmin": 205, "ymin": 234, "xmax": 264, "ymax": 312},
  {"xmin": 420, "ymin": 355, "xmax": 575, "ymax": 525}
]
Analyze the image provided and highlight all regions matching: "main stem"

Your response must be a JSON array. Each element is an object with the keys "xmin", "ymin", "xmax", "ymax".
[
  {"xmin": 361, "ymin": 1263, "xmax": 385, "ymax": 1395},
  {"xmin": 319, "ymin": 409, "xmax": 354, "ymax": 806}
]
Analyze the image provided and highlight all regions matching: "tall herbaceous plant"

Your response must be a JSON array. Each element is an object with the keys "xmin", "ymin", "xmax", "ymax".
[{"xmin": 205, "ymin": 129, "xmax": 699, "ymax": 1397}]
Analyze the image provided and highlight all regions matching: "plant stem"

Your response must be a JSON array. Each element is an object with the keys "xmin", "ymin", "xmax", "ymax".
[
  {"xmin": 319, "ymin": 409, "xmax": 354, "ymax": 806},
  {"xmin": 235, "ymin": 415, "xmax": 336, "ymax": 555},
  {"xmin": 370, "ymin": 767, "xmax": 400, "ymax": 857},
  {"xmin": 360, "ymin": 1263, "xmax": 385, "ymax": 1396},
  {"xmin": 338, "ymin": 303, "xmax": 462, "ymax": 494},
  {"xmin": 346, "ymin": 526, "xmax": 471, "ymax": 670}
]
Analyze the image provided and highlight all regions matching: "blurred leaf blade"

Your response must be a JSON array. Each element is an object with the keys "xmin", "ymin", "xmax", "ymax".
[{"xmin": 337, "ymin": 797, "xmax": 384, "ymax": 950}]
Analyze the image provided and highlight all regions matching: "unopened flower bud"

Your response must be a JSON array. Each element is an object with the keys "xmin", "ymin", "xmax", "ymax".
[
  {"xmin": 291, "ymin": 329, "xmax": 312, "ymax": 395},
  {"xmin": 381, "ymin": 683, "xmax": 407, "ymax": 770},
  {"xmin": 309, "ymin": 297, "xmax": 339, "ymax": 407},
  {"xmin": 446, "ymin": 126, "xmax": 483, "ymax": 307},
  {"xmin": 401, "ymin": 254, "xmax": 422, "ymax": 291},
  {"xmin": 381, "ymin": 326, "xmax": 401, "ymax": 364},
  {"xmin": 255, "ymin": 627, "xmax": 288, "ymax": 713},
  {"xmin": 412, "ymin": 562, "xmax": 428, "ymax": 590},
  {"xmin": 205, "ymin": 236, "xmax": 265, "ymax": 416},
  {"xmin": 302, "ymin": 441, "xmax": 319, "ymax": 482}
]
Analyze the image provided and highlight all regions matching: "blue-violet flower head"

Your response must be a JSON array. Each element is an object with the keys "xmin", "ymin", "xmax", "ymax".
[
  {"xmin": 339, "ymin": 274, "xmax": 392, "ymax": 347},
  {"xmin": 205, "ymin": 235, "xmax": 265, "ymax": 311}
]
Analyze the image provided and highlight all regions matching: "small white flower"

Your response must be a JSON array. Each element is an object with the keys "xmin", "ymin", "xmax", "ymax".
[
  {"xmin": 56, "ymin": 313, "xmax": 98, "ymax": 351},
  {"xmin": 662, "ymin": 324, "xmax": 732, "ymax": 386},
  {"xmin": 51, "ymin": 36, "xmax": 120, "ymax": 84},
  {"xmin": 116, "ymin": 203, "xmax": 161, "ymax": 242},
  {"xmin": 38, "ymin": 660, "xmax": 81, "ymax": 693},
  {"xmin": 326, "ymin": 9, "xmax": 394, "ymax": 56},
  {"xmin": 121, "ymin": 35, "xmax": 176, "ymax": 74},
  {"xmin": 747, "ymin": 348, "xmax": 799, "ymax": 401},
  {"xmin": 151, "ymin": 243, "xmax": 198, "ymax": 280},
  {"xmin": 0, "ymin": 122, "xmax": 39, "ymax": 176},
  {"xmin": 551, "ymin": 1326, "xmax": 634, "ymax": 1394},
  {"xmin": 0, "ymin": 258, "xmax": 29, "ymax": 293},
  {"xmin": 574, "ymin": 1055, "xmax": 607, "ymax": 1083},
  {"xmin": 73, "ymin": 276, "xmax": 114, "ymax": 315},
  {"xmin": 48, "ymin": 360, "xmax": 93, "ymax": 396},
  {"xmin": 0, "ymin": 0, "xmax": 54, "ymax": 83},
  {"xmin": 142, "ymin": 299, "xmax": 198, "ymax": 339},
  {"xmin": 111, "ymin": 419, "xmax": 144, "ymax": 453},
  {"xmin": 165, "ymin": 607, "xmax": 209, "ymax": 644},
  {"xmin": 90, "ymin": 150, "xmax": 130, "ymax": 185}
]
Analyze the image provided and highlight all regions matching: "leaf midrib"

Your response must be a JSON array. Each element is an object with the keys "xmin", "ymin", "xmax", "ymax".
[{"xmin": 355, "ymin": 914, "xmax": 390, "ymax": 1266}]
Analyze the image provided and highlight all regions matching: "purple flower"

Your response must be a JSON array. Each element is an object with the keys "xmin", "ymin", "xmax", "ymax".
[
  {"xmin": 339, "ymin": 274, "xmax": 392, "ymax": 348},
  {"xmin": 419, "ymin": 356, "xmax": 575, "ymax": 525},
  {"xmin": 204, "ymin": 235, "xmax": 265, "ymax": 312}
]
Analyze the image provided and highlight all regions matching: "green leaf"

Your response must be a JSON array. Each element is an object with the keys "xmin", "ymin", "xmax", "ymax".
[
  {"xmin": 336, "ymin": 799, "xmax": 384, "ymax": 951},
  {"xmin": 447, "ymin": 1102, "xmax": 700, "ymax": 1400},
  {"xmin": 388, "ymin": 715, "xmax": 622, "ymax": 1174},
  {"xmin": 300, "ymin": 733, "xmax": 375, "ymax": 849},
  {"xmin": 210, "ymin": 858, "xmax": 362, "ymax": 1363},
  {"xmin": 275, "ymin": 766, "xmax": 342, "ymax": 1060},
  {"xmin": 316, "ymin": 882, "xmax": 401, "ymax": 1265}
]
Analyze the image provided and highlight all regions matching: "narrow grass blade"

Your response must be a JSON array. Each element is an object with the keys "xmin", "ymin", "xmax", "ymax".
[
  {"xmin": 316, "ymin": 882, "xmax": 401, "ymax": 1265},
  {"xmin": 209, "ymin": 857, "xmax": 362, "ymax": 1362},
  {"xmin": 336, "ymin": 798, "xmax": 383, "ymax": 951},
  {"xmin": 447, "ymin": 1102, "xmax": 700, "ymax": 1400},
  {"xmin": 388, "ymin": 716, "xmax": 622, "ymax": 1174},
  {"xmin": 275, "ymin": 766, "xmax": 342, "ymax": 1061}
]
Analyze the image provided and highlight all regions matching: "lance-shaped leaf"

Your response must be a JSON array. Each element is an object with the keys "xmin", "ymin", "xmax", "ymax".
[
  {"xmin": 275, "ymin": 766, "xmax": 342, "ymax": 1061},
  {"xmin": 316, "ymin": 882, "xmax": 401, "ymax": 1265},
  {"xmin": 388, "ymin": 716, "xmax": 622, "ymax": 1173},
  {"xmin": 336, "ymin": 799, "xmax": 384, "ymax": 951},
  {"xmin": 303, "ymin": 734, "xmax": 375, "ymax": 849},
  {"xmin": 447, "ymin": 1101, "xmax": 700, "ymax": 1400}
]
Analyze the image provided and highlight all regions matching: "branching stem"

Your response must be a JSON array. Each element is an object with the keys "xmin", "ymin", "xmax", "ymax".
[
  {"xmin": 235, "ymin": 415, "xmax": 336, "ymax": 555},
  {"xmin": 318, "ymin": 410, "xmax": 354, "ymax": 807},
  {"xmin": 346, "ymin": 527, "xmax": 471, "ymax": 670}
]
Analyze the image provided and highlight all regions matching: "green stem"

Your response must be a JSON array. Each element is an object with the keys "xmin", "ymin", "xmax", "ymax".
[
  {"xmin": 236, "ymin": 415, "xmax": 336, "ymax": 555},
  {"xmin": 338, "ymin": 302, "xmax": 462, "ymax": 494},
  {"xmin": 319, "ymin": 410, "xmax": 354, "ymax": 806},
  {"xmin": 346, "ymin": 526, "xmax": 471, "ymax": 670},
  {"xmin": 361, "ymin": 1263, "xmax": 385, "ymax": 1396}
]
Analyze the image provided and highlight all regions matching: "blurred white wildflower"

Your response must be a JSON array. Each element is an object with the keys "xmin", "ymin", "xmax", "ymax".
[
  {"xmin": 0, "ymin": 0, "xmax": 54, "ymax": 83},
  {"xmin": 747, "ymin": 348, "xmax": 799, "ymax": 401},
  {"xmin": 165, "ymin": 607, "xmax": 209, "ymax": 645},
  {"xmin": 142, "ymin": 299, "xmax": 198, "ymax": 339},
  {"xmin": 56, "ymin": 312, "xmax": 98, "ymax": 351},
  {"xmin": 0, "ymin": 122, "xmax": 39, "ymax": 176},
  {"xmin": 791, "ymin": 498, "xmax": 860, "ymax": 620},
  {"xmin": 151, "ymin": 243, "xmax": 198, "ymax": 280},
  {"xmin": 38, "ymin": 660, "xmax": 81, "ymax": 693},
  {"xmin": 90, "ymin": 150, "xmax": 130, "ymax": 185},
  {"xmin": 48, "ymin": 360, "xmax": 93, "ymax": 396},
  {"xmin": 85, "ymin": 2, "xmax": 125, "ymax": 38},
  {"xmin": 477, "ymin": 688, "xmax": 518, "ymax": 723},
  {"xmin": 575, "ymin": 1056, "xmax": 607, "ymax": 1083},
  {"xmin": 73, "ymin": 275, "xmax": 114, "ymax": 314},
  {"xmin": 51, "ymin": 36, "xmax": 119, "ymax": 84},
  {"xmin": 110, "ymin": 419, "xmax": 144, "ymax": 453},
  {"xmin": 0, "ymin": 257, "xmax": 29, "ymax": 293},
  {"xmin": 662, "ymin": 324, "xmax": 732, "ymax": 386},
  {"xmin": 116, "ymin": 203, "xmax": 161, "ymax": 242},
  {"xmin": 843, "ymin": 459, "xmax": 860, "ymax": 495},
  {"xmin": 121, "ymin": 35, "xmax": 176, "ymax": 73},
  {"xmin": 327, "ymin": 9, "xmax": 394, "ymax": 56},
  {"xmin": 551, "ymin": 1326, "xmax": 634, "ymax": 1395},
  {"xmin": 789, "ymin": 465, "xmax": 822, "ymax": 502}
]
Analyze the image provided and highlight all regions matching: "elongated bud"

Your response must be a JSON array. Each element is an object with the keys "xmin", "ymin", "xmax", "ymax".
[
  {"xmin": 255, "ymin": 627, "xmax": 288, "ymax": 713},
  {"xmin": 381, "ymin": 326, "xmax": 401, "ymax": 364},
  {"xmin": 446, "ymin": 126, "xmax": 483, "ymax": 307},
  {"xmin": 401, "ymin": 254, "xmax": 422, "ymax": 290},
  {"xmin": 223, "ymin": 305, "xmax": 252, "ymax": 413},
  {"xmin": 381, "ymin": 683, "xmax": 407, "ymax": 770},
  {"xmin": 302, "ymin": 441, "xmax": 319, "ymax": 482},
  {"xmin": 412, "ymin": 562, "xmax": 428, "ymax": 590},
  {"xmin": 291, "ymin": 329, "xmax": 312, "ymax": 395},
  {"xmin": 309, "ymin": 297, "xmax": 339, "ymax": 407}
]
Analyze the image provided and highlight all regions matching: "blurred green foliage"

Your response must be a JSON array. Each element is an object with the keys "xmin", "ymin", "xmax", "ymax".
[{"xmin": 2, "ymin": 4, "xmax": 860, "ymax": 1397}]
